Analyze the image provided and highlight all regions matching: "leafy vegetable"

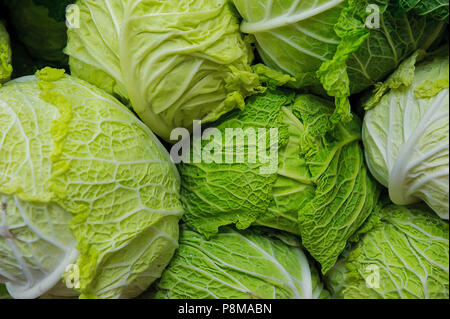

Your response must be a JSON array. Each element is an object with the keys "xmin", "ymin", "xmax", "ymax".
[
  {"xmin": 326, "ymin": 204, "xmax": 449, "ymax": 299},
  {"xmin": 9, "ymin": 37, "xmax": 63, "ymax": 79},
  {"xmin": 0, "ymin": 20, "xmax": 12, "ymax": 84},
  {"xmin": 396, "ymin": 0, "xmax": 449, "ymax": 21},
  {"xmin": 155, "ymin": 226, "xmax": 328, "ymax": 299},
  {"xmin": 0, "ymin": 0, "xmax": 448, "ymax": 301},
  {"xmin": 6, "ymin": 0, "xmax": 73, "ymax": 63},
  {"xmin": 180, "ymin": 89, "xmax": 380, "ymax": 273},
  {"xmin": 362, "ymin": 51, "xmax": 449, "ymax": 219},
  {"xmin": 232, "ymin": 0, "xmax": 446, "ymax": 125},
  {"xmin": 65, "ymin": 0, "xmax": 263, "ymax": 142},
  {"xmin": 0, "ymin": 68, "xmax": 183, "ymax": 299}
]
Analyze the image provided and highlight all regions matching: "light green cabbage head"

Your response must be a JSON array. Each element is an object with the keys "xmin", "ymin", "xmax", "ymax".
[
  {"xmin": 0, "ymin": 68, "xmax": 183, "ymax": 299},
  {"xmin": 0, "ymin": 21, "xmax": 12, "ymax": 84},
  {"xmin": 362, "ymin": 51, "xmax": 449, "ymax": 220},
  {"xmin": 179, "ymin": 89, "xmax": 379, "ymax": 273},
  {"xmin": 231, "ymin": 0, "xmax": 446, "ymax": 125},
  {"xmin": 65, "ymin": 0, "xmax": 263, "ymax": 142},
  {"xmin": 326, "ymin": 204, "xmax": 449, "ymax": 299},
  {"xmin": 155, "ymin": 226, "xmax": 328, "ymax": 299},
  {"xmin": 6, "ymin": 0, "xmax": 73, "ymax": 64},
  {"xmin": 396, "ymin": 0, "xmax": 449, "ymax": 21}
]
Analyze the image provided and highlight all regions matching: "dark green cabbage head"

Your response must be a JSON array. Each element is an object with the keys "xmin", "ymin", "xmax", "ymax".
[{"xmin": 65, "ymin": 0, "xmax": 263, "ymax": 142}]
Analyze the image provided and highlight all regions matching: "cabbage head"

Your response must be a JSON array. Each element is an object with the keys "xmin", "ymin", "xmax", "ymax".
[
  {"xmin": 179, "ymin": 89, "xmax": 380, "ymax": 273},
  {"xmin": 0, "ymin": 68, "xmax": 183, "ymax": 299},
  {"xmin": 326, "ymin": 204, "xmax": 449, "ymax": 299},
  {"xmin": 6, "ymin": 0, "xmax": 73, "ymax": 64},
  {"xmin": 65, "ymin": 0, "xmax": 263, "ymax": 142},
  {"xmin": 232, "ymin": 0, "xmax": 446, "ymax": 124},
  {"xmin": 362, "ymin": 51, "xmax": 449, "ymax": 220},
  {"xmin": 0, "ymin": 21, "xmax": 12, "ymax": 84},
  {"xmin": 0, "ymin": 284, "xmax": 10, "ymax": 299},
  {"xmin": 155, "ymin": 226, "xmax": 328, "ymax": 299}
]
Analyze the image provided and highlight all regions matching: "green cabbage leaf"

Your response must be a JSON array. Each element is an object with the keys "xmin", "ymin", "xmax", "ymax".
[
  {"xmin": 0, "ymin": 284, "xmax": 10, "ymax": 299},
  {"xmin": 6, "ymin": 0, "xmax": 73, "ymax": 64},
  {"xmin": 65, "ymin": 0, "xmax": 263, "ymax": 142},
  {"xmin": 0, "ymin": 68, "xmax": 183, "ymax": 299},
  {"xmin": 155, "ymin": 226, "xmax": 328, "ymax": 299},
  {"xmin": 326, "ymin": 204, "xmax": 449, "ymax": 299},
  {"xmin": 362, "ymin": 51, "xmax": 449, "ymax": 219},
  {"xmin": 396, "ymin": 0, "xmax": 449, "ymax": 21},
  {"xmin": 180, "ymin": 89, "xmax": 379, "ymax": 273},
  {"xmin": 0, "ymin": 21, "xmax": 12, "ymax": 84},
  {"xmin": 232, "ymin": 0, "xmax": 446, "ymax": 125}
]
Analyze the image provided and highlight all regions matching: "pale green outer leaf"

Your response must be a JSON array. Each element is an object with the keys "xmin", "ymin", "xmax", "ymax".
[
  {"xmin": 6, "ymin": 0, "xmax": 69, "ymax": 63},
  {"xmin": 0, "ymin": 70, "xmax": 183, "ymax": 299},
  {"xmin": 362, "ymin": 53, "xmax": 449, "ymax": 219},
  {"xmin": 0, "ymin": 21, "xmax": 12, "ymax": 84},
  {"xmin": 180, "ymin": 90, "xmax": 379, "ymax": 273},
  {"xmin": 326, "ymin": 204, "xmax": 449, "ymax": 299},
  {"xmin": 232, "ymin": 0, "xmax": 445, "ymax": 125},
  {"xmin": 65, "ymin": 0, "xmax": 263, "ymax": 142},
  {"xmin": 256, "ymin": 106, "xmax": 315, "ymax": 235},
  {"xmin": 155, "ymin": 226, "xmax": 328, "ymax": 299}
]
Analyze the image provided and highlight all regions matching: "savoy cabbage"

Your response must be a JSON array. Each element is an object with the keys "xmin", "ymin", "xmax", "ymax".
[
  {"xmin": 362, "ymin": 50, "xmax": 449, "ymax": 219},
  {"xmin": 326, "ymin": 204, "xmax": 449, "ymax": 298},
  {"xmin": 0, "ymin": 20, "xmax": 12, "ymax": 84}
]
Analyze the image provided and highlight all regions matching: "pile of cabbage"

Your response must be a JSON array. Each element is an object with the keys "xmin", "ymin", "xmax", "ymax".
[{"xmin": 0, "ymin": 0, "xmax": 448, "ymax": 299}]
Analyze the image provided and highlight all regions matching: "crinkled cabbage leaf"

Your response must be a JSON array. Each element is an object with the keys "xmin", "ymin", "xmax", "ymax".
[
  {"xmin": 6, "ymin": 0, "xmax": 73, "ymax": 64},
  {"xmin": 155, "ymin": 226, "xmax": 328, "ymax": 299},
  {"xmin": 65, "ymin": 0, "xmax": 263, "ymax": 142},
  {"xmin": 362, "ymin": 51, "xmax": 449, "ymax": 219},
  {"xmin": 0, "ymin": 68, "xmax": 183, "ymax": 299},
  {"xmin": 9, "ymin": 37, "xmax": 63, "ymax": 79},
  {"xmin": 232, "ymin": 0, "xmax": 446, "ymax": 125},
  {"xmin": 180, "ymin": 89, "xmax": 379, "ymax": 273},
  {"xmin": 326, "ymin": 204, "xmax": 449, "ymax": 299}
]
